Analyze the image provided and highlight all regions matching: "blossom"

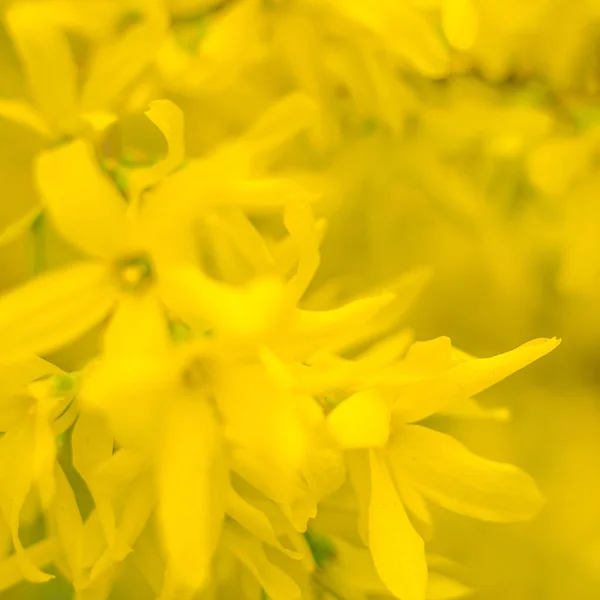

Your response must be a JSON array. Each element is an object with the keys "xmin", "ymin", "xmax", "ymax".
[{"xmin": 325, "ymin": 335, "xmax": 559, "ymax": 599}]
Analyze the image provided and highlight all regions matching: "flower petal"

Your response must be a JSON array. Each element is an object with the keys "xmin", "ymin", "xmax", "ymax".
[
  {"xmin": 52, "ymin": 464, "xmax": 84, "ymax": 587},
  {"xmin": 35, "ymin": 140, "xmax": 128, "ymax": 258},
  {"xmin": 223, "ymin": 523, "xmax": 301, "ymax": 600},
  {"xmin": 0, "ymin": 101, "xmax": 50, "ymax": 137},
  {"xmin": 157, "ymin": 398, "xmax": 225, "ymax": 591},
  {"xmin": 160, "ymin": 265, "xmax": 283, "ymax": 339},
  {"xmin": 81, "ymin": 1, "xmax": 168, "ymax": 111},
  {"xmin": 283, "ymin": 201, "xmax": 321, "ymax": 304},
  {"xmin": 226, "ymin": 484, "xmax": 301, "ymax": 559},
  {"xmin": 292, "ymin": 293, "xmax": 396, "ymax": 357},
  {"xmin": 0, "ymin": 423, "xmax": 53, "ymax": 583},
  {"xmin": 389, "ymin": 425, "xmax": 545, "ymax": 522},
  {"xmin": 328, "ymin": 0, "xmax": 449, "ymax": 77},
  {"xmin": 0, "ymin": 539, "xmax": 56, "ymax": 592},
  {"xmin": 0, "ymin": 206, "xmax": 42, "ymax": 248},
  {"xmin": 71, "ymin": 410, "xmax": 117, "ymax": 558},
  {"xmin": 0, "ymin": 262, "xmax": 116, "ymax": 363},
  {"xmin": 129, "ymin": 100, "xmax": 186, "ymax": 201},
  {"xmin": 442, "ymin": 0, "xmax": 478, "ymax": 51},
  {"xmin": 427, "ymin": 572, "xmax": 471, "ymax": 600},
  {"xmin": 394, "ymin": 338, "xmax": 561, "ymax": 423},
  {"xmin": 242, "ymin": 93, "xmax": 318, "ymax": 166},
  {"xmin": 327, "ymin": 390, "xmax": 391, "ymax": 449},
  {"xmin": 5, "ymin": 3, "xmax": 77, "ymax": 130},
  {"xmin": 368, "ymin": 450, "xmax": 427, "ymax": 600}
]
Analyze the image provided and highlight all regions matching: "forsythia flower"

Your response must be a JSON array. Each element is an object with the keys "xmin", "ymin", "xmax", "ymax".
[{"xmin": 0, "ymin": 1, "xmax": 573, "ymax": 600}]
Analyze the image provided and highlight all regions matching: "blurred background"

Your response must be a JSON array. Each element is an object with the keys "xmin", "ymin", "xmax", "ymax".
[{"xmin": 1, "ymin": 0, "xmax": 600, "ymax": 598}]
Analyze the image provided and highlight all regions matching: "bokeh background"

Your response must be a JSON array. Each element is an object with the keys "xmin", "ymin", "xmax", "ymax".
[{"xmin": 1, "ymin": 0, "xmax": 600, "ymax": 598}]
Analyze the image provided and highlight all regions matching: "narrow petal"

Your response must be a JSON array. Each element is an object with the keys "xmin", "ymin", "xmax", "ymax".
[
  {"xmin": 441, "ymin": 398, "xmax": 511, "ymax": 422},
  {"xmin": 0, "ymin": 101, "xmax": 50, "ymax": 137},
  {"xmin": 223, "ymin": 523, "xmax": 301, "ymax": 600},
  {"xmin": 389, "ymin": 425, "xmax": 545, "ymax": 522},
  {"xmin": 427, "ymin": 573, "xmax": 472, "ymax": 600},
  {"xmin": 71, "ymin": 410, "xmax": 116, "ymax": 555},
  {"xmin": 292, "ymin": 293, "xmax": 396, "ymax": 356},
  {"xmin": 368, "ymin": 450, "xmax": 427, "ymax": 600},
  {"xmin": 327, "ymin": 390, "xmax": 391, "ymax": 449},
  {"xmin": 160, "ymin": 265, "xmax": 283, "ymax": 339},
  {"xmin": 36, "ymin": 140, "xmax": 128, "ymax": 258},
  {"xmin": 395, "ymin": 477, "xmax": 434, "ymax": 541},
  {"xmin": 0, "ymin": 423, "xmax": 53, "ymax": 583},
  {"xmin": 0, "ymin": 538, "xmax": 56, "ymax": 592},
  {"xmin": 226, "ymin": 485, "xmax": 301, "ymax": 558},
  {"xmin": 394, "ymin": 338, "xmax": 561, "ymax": 423},
  {"xmin": 129, "ymin": 100, "xmax": 185, "ymax": 200},
  {"xmin": 157, "ymin": 398, "xmax": 225, "ymax": 590},
  {"xmin": 283, "ymin": 201, "xmax": 321, "ymax": 304},
  {"xmin": 0, "ymin": 356, "xmax": 61, "ymax": 431},
  {"xmin": 52, "ymin": 464, "xmax": 84, "ymax": 586},
  {"xmin": 81, "ymin": 297, "xmax": 173, "ymax": 452},
  {"xmin": 218, "ymin": 365, "xmax": 311, "ymax": 505},
  {"xmin": 242, "ymin": 93, "xmax": 318, "ymax": 166},
  {"xmin": 442, "ymin": 0, "xmax": 478, "ymax": 51},
  {"xmin": 346, "ymin": 450, "xmax": 370, "ymax": 545},
  {"xmin": 329, "ymin": 0, "xmax": 449, "ymax": 77},
  {"xmin": 0, "ymin": 206, "xmax": 42, "ymax": 248},
  {"xmin": 81, "ymin": 1, "xmax": 168, "ymax": 110},
  {"xmin": 5, "ymin": 3, "xmax": 77, "ymax": 130},
  {"xmin": 0, "ymin": 262, "xmax": 116, "ymax": 363}
]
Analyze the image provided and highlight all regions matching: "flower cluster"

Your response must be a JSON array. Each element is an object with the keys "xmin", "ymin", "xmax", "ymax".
[{"xmin": 0, "ymin": 2, "xmax": 564, "ymax": 600}]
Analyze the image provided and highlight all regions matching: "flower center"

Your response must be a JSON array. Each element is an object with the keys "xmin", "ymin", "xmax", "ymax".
[{"xmin": 115, "ymin": 254, "xmax": 154, "ymax": 293}]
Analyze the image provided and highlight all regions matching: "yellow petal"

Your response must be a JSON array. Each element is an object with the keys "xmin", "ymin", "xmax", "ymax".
[
  {"xmin": 283, "ymin": 201, "xmax": 321, "ymax": 304},
  {"xmin": 427, "ymin": 573, "xmax": 471, "ymax": 600},
  {"xmin": 0, "ymin": 100, "xmax": 50, "ymax": 137},
  {"xmin": 223, "ymin": 523, "xmax": 301, "ymax": 600},
  {"xmin": 368, "ymin": 450, "xmax": 427, "ymax": 600},
  {"xmin": 327, "ymin": 390, "xmax": 390, "ymax": 449},
  {"xmin": 389, "ymin": 425, "xmax": 545, "ymax": 522},
  {"xmin": 82, "ymin": 297, "xmax": 172, "ymax": 452},
  {"xmin": 0, "ymin": 423, "xmax": 53, "ymax": 583},
  {"xmin": 329, "ymin": 0, "xmax": 449, "ymax": 77},
  {"xmin": 272, "ymin": 14, "xmax": 333, "ymax": 149},
  {"xmin": 442, "ymin": 0, "xmax": 478, "ymax": 51},
  {"xmin": 243, "ymin": 93, "xmax": 318, "ymax": 166},
  {"xmin": 52, "ymin": 464, "xmax": 84, "ymax": 586},
  {"xmin": 36, "ymin": 140, "xmax": 128, "ymax": 258},
  {"xmin": 32, "ymin": 413, "xmax": 57, "ymax": 509},
  {"xmin": 394, "ymin": 338, "xmax": 561, "ymax": 423},
  {"xmin": 346, "ymin": 450, "xmax": 371, "ymax": 545},
  {"xmin": 441, "ymin": 398, "xmax": 511, "ymax": 422},
  {"xmin": 5, "ymin": 3, "xmax": 77, "ymax": 130},
  {"xmin": 0, "ymin": 206, "xmax": 42, "ymax": 248},
  {"xmin": 129, "ymin": 100, "xmax": 185, "ymax": 200},
  {"xmin": 71, "ymin": 410, "xmax": 116, "ymax": 554},
  {"xmin": 81, "ymin": 1, "xmax": 168, "ymax": 111},
  {"xmin": 219, "ymin": 365, "xmax": 310, "ymax": 505},
  {"xmin": 0, "ymin": 538, "xmax": 56, "ymax": 592},
  {"xmin": 0, "ymin": 262, "xmax": 116, "ymax": 364},
  {"xmin": 394, "ymin": 477, "xmax": 434, "ymax": 541},
  {"xmin": 226, "ymin": 485, "xmax": 301, "ymax": 559},
  {"xmin": 293, "ymin": 293, "xmax": 396, "ymax": 356},
  {"xmin": 157, "ymin": 398, "xmax": 225, "ymax": 590},
  {"xmin": 160, "ymin": 265, "xmax": 283, "ymax": 339},
  {"xmin": 0, "ymin": 356, "xmax": 61, "ymax": 397}
]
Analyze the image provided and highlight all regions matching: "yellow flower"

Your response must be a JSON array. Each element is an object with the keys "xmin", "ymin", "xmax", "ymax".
[
  {"xmin": 326, "ymin": 335, "xmax": 559, "ymax": 599},
  {"xmin": 0, "ymin": 356, "xmax": 78, "ymax": 586},
  {"xmin": 0, "ymin": 99, "xmax": 292, "ymax": 363},
  {"xmin": 1, "ymin": 0, "xmax": 168, "ymax": 141}
]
